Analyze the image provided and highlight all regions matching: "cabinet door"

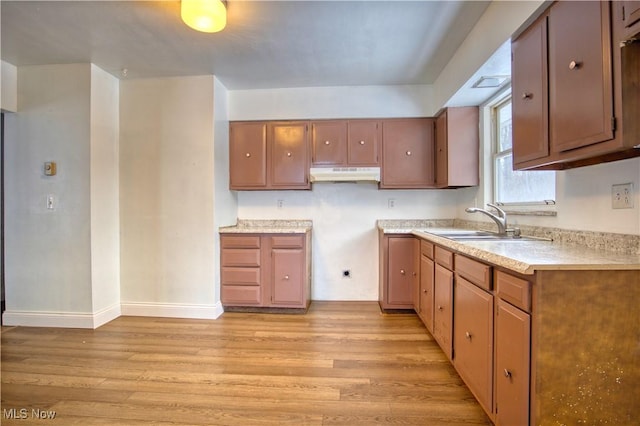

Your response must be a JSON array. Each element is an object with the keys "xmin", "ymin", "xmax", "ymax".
[
  {"xmin": 548, "ymin": 1, "xmax": 614, "ymax": 153},
  {"xmin": 512, "ymin": 14, "xmax": 549, "ymax": 165},
  {"xmin": 454, "ymin": 277, "xmax": 494, "ymax": 415},
  {"xmin": 387, "ymin": 237, "xmax": 417, "ymax": 308},
  {"xmin": 348, "ymin": 120, "xmax": 380, "ymax": 166},
  {"xmin": 419, "ymin": 254, "xmax": 435, "ymax": 333},
  {"xmin": 433, "ymin": 264, "xmax": 453, "ymax": 360},
  {"xmin": 381, "ymin": 119, "xmax": 435, "ymax": 188},
  {"xmin": 270, "ymin": 122, "xmax": 310, "ymax": 189},
  {"xmin": 622, "ymin": 1, "xmax": 640, "ymax": 36},
  {"xmin": 312, "ymin": 121, "xmax": 347, "ymax": 166},
  {"xmin": 271, "ymin": 248, "xmax": 305, "ymax": 307},
  {"xmin": 495, "ymin": 299, "xmax": 531, "ymax": 426},
  {"xmin": 435, "ymin": 111, "xmax": 448, "ymax": 186},
  {"xmin": 229, "ymin": 122, "xmax": 267, "ymax": 189}
]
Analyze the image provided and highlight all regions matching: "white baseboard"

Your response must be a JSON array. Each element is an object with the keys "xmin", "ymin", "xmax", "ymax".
[
  {"xmin": 2, "ymin": 302, "xmax": 121, "ymax": 329},
  {"xmin": 120, "ymin": 301, "xmax": 224, "ymax": 320}
]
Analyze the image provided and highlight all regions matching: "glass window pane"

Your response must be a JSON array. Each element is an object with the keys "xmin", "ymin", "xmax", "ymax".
[
  {"xmin": 497, "ymin": 101, "xmax": 512, "ymax": 152},
  {"xmin": 495, "ymin": 154, "xmax": 555, "ymax": 203}
]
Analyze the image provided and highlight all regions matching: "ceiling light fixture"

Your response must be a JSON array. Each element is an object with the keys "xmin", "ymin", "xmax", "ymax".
[
  {"xmin": 471, "ymin": 75, "xmax": 509, "ymax": 89},
  {"xmin": 181, "ymin": 0, "xmax": 226, "ymax": 33}
]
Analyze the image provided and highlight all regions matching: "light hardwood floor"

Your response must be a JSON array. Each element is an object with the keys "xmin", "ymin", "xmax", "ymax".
[{"xmin": 1, "ymin": 302, "xmax": 491, "ymax": 425}]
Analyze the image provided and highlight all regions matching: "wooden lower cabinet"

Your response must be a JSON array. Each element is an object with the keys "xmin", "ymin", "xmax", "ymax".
[
  {"xmin": 418, "ymin": 243, "xmax": 435, "ymax": 333},
  {"xmin": 433, "ymin": 263, "xmax": 453, "ymax": 360},
  {"xmin": 454, "ymin": 276, "xmax": 494, "ymax": 417},
  {"xmin": 378, "ymin": 233, "xmax": 419, "ymax": 310},
  {"xmin": 495, "ymin": 298, "xmax": 531, "ymax": 426},
  {"xmin": 220, "ymin": 233, "xmax": 311, "ymax": 309}
]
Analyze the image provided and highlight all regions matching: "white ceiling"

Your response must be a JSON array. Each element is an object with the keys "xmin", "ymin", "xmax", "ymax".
[{"xmin": 1, "ymin": 0, "xmax": 494, "ymax": 91}]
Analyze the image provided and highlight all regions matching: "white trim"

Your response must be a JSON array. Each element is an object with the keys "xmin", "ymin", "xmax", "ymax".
[
  {"xmin": 2, "ymin": 302, "xmax": 121, "ymax": 329},
  {"xmin": 120, "ymin": 301, "xmax": 224, "ymax": 320}
]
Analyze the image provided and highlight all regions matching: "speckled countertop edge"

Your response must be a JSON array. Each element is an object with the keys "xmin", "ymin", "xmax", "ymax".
[
  {"xmin": 219, "ymin": 219, "xmax": 313, "ymax": 234},
  {"xmin": 377, "ymin": 219, "xmax": 640, "ymax": 275}
]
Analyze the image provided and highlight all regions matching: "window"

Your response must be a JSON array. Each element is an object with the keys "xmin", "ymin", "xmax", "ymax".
[{"xmin": 493, "ymin": 96, "xmax": 555, "ymax": 205}]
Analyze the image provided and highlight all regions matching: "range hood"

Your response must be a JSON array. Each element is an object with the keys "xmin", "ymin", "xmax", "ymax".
[{"xmin": 309, "ymin": 167, "xmax": 381, "ymax": 183}]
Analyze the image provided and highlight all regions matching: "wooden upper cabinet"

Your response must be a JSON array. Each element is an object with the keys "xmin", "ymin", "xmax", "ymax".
[
  {"xmin": 229, "ymin": 122, "xmax": 268, "ymax": 189},
  {"xmin": 435, "ymin": 107, "xmax": 479, "ymax": 188},
  {"xmin": 548, "ymin": 1, "xmax": 614, "ymax": 153},
  {"xmin": 312, "ymin": 121, "xmax": 347, "ymax": 166},
  {"xmin": 348, "ymin": 120, "xmax": 380, "ymax": 166},
  {"xmin": 511, "ymin": 13, "xmax": 549, "ymax": 166},
  {"xmin": 269, "ymin": 122, "xmax": 310, "ymax": 189},
  {"xmin": 311, "ymin": 119, "xmax": 380, "ymax": 166},
  {"xmin": 381, "ymin": 118, "xmax": 435, "ymax": 189}
]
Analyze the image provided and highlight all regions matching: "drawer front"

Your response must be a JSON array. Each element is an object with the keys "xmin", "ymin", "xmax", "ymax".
[
  {"xmin": 221, "ymin": 235, "xmax": 261, "ymax": 249},
  {"xmin": 222, "ymin": 285, "xmax": 262, "ymax": 305},
  {"xmin": 421, "ymin": 240, "xmax": 434, "ymax": 260},
  {"xmin": 435, "ymin": 246, "xmax": 454, "ymax": 270},
  {"xmin": 455, "ymin": 255, "xmax": 492, "ymax": 291},
  {"xmin": 496, "ymin": 271, "xmax": 532, "ymax": 312},
  {"xmin": 222, "ymin": 267, "xmax": 261, "ymax": 286},
  {"xmin": 271, "ymin": 235, "xmax": 304, "ymax": 249},
  {"xmin": 221, "ymin": 249, "xmax": 261, "ymax": 267}
]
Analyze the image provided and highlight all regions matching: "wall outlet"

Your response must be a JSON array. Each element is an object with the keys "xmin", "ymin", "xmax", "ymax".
[
  {"xmin": 388, "ymin": 198, "xmax": 396, "ymax": 208},
  {"xmin": 612, "ymin": 183, "xmax": 634, "ymax": 209},
  {"xmin": 277, "ymin": 199, "xmax": 284, "ymax": 209}
]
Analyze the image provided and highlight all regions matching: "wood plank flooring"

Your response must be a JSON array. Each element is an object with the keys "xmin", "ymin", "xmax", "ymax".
[{"xmin": 1, "ymin": 301, "xmax": 491, "ymax": 425}]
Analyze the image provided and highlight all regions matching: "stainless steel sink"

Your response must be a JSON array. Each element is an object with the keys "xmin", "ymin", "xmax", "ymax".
[{"xmin": 427, "ymin": 230, "xmax": 549, "ymax": 242}]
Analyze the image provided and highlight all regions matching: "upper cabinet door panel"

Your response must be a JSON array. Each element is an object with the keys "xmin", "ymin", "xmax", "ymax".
[
  {"xmin": 548, "ymin": 1, "xmax": 614, "ymax": 153},
  {"xmin": 348, "ymin": 120, "xmax": 380, "ymax": 166},
  {"xmin": 269, "ymin": 122, "xmax": 310, "ymax": 188},
  {"xmin": 229, "ymin": 122, "xmax": 267, "ymax": 189},
  {"xmin": 622, "ymin": 1, "xmax": 640, "ymax": 35},
  {"xmin": 381, "ymin": 118, "xmax": 435, "ymax": 188},
  {"xmin": 312, "ymin": 121, "xmax": 347, "ymax": 166},
  {"xmin": 512, "ymin": 14, "xmax": 549, "ymax": 164}
]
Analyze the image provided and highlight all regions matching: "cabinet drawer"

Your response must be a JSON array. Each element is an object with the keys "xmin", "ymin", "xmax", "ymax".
[
  {"xmin": 222, "ymin": 285, "xmax": 261, "ymax": 305},
  {"xmin": 221, "ymin": 235, "xmax": 261, "ymax": 249},
  {"xmin": 221, "ymin": 249, "xmax": 261, "ymax": 267},
  {"xmin": 435, "ymin": 246, "xmax": 454, "ymax": 270},
  {"xmin": 421, "ymin": 240, "xmax": 434, "ymax": 260},
  {"xmin": 497, "ymin": 271, "xmax": 532, "ymax": 312},
  {"xmin": 271, "ymin": 235, "xmax": 304, "ymax": 249},
  {"xmin": 455, "ymin": 255, "xmax": 492, "ymax": 291},
  {"xmin": 222, "ymin": 267, "xmax": 261, "ymax": 286}
]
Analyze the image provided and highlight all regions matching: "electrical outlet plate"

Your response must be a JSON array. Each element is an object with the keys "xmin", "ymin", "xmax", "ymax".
[{"xmin": 612, "ymin": 183, "xmax": 634, "ymax": 209}]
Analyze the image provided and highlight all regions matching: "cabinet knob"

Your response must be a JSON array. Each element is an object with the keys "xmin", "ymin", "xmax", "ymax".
[
  {"xmin": 400, "ymin": 269, "xmax": 406, "ymax": 275},
  {"xmin": 504, "ymin": 369, "xmax": 512, "ymax": 378},
  {"xmin": 465, "ymin": 331, "xmax": 472, "ymax": 340},
  {"xmin": 324, "ymin": 140, "xmax": 330, "ymax": 145},
  {"xmin": 569, "ymin": 60, "xmax": 581, "ymax": 70},
  {"xmin": 406, "ymin": 151, "xmax": 412, "ymax": 156},
  {"xmin": 438, "ymin": 306, "xmax": 443, "ymax": 311},
  {"xmin": 359, "ymin": 140, "xmax": 365, "ymax": 145},
  {"xmin": 245, "ymin": 153, "xmax": 251, "ymax": 158},
  {"xmin": 287, "ymin": 152, "xmax": 292, "ymax": 157},
  {"xmin": 412, "ymin": 272, "xmax": 417, "ymax": 277},
  {"xmin": 423, "ymin": 289, "xmax": 428, "ymax": 294},
  {"xmin": 284, "ymin": 275, "xmax": 290, "ymax": 280},
  {"xmin": 522, "ymin": 92, "xmax": 533, "ymax": 100}
]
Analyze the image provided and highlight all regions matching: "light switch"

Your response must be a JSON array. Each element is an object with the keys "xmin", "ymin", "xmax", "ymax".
[{"xmin": 44, "ymin": 162, "xmax": 57, "ymax": 176}]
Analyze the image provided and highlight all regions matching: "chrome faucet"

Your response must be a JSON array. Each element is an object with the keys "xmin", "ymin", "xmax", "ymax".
[{"xmin": 465, "ymin": 203, "xmax": 508, "ymax": 235}]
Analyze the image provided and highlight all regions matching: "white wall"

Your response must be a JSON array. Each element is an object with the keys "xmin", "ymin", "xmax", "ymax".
[
  {"xmin": 230, "ymin": 85, "xmax": 460, "ymax": 300},
  {"xmin": 119, "ymin": 75, "xmax": 222, "ymax": 318},
  {"xmin": 90, "ymin": 64, "xmax": 121, "ymax": 320},
  {"xmin": 212, "ymin": 77, "xmax": 238, "ymax": 304},
  {"xmin": 4, "ymin": 64, "xmax": 94, "ymax": 322},
  {"xmin": 1, "ymin": 60, "xmax": 18, "ymax": 112}
]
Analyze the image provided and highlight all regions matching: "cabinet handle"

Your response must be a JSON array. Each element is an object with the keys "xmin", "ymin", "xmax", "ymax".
[
  {"xmin": 287, "ymin": 152, "xmax": 292, "ymax": 157},
  {"xmin": 406, "ymin": 151, "xmax": 412, "ymax": 156},
  {"xmin": 438, "ymin": 306, "xmax": 443, "ymax": 311},
  {"xmin": 245, "ymin": 153, "xmax": 251, "ymax": 158},
  {"xmin": 359, "ymin": 140, "xmax": 365, "ymax": 145},
  {"xmin": 324, "ymin": 140, "xmax": 330, "ymax": 145},
  {"xmin": 522, "ymin": 92, "xmax": 533, "ymax": 100},
  {"xmin": 504, "ymin": 369, "xmax": 512, "ymax": 378},
  {"xmin": 284, "ymin": 275, "xmax": 290, "ymax": 280},
  {"xmin": 423, "ymin": 289, "xmax": 428, "ymax": 294},
  {"xmin": 400, "ymin": 269, "xmax": 406, "ymax": 275},
  {"xmin": 569, "ymin": 60, "xmax": 581, "ymax": 70},
  {"xmin": 465, "ymin": 331, "xmax": 472, "ymax": 340}
]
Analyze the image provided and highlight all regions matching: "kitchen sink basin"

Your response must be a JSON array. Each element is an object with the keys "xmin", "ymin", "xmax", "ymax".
[{"xmin": 427, "ymin": 230, "xmax": 549, "ymax": 242}]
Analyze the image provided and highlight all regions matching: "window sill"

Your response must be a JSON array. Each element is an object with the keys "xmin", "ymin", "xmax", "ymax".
[{"xmin": 503, "ymin": 209, "xmax": 557, "ymax": 217}]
